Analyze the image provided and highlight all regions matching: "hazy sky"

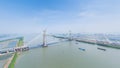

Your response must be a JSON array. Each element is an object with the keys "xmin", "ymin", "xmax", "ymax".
[{"xmin": 0, "ymin": 0, "xmax": 120, "ymax": 34}]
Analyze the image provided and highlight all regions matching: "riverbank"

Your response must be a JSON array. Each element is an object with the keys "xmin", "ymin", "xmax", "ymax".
[
  {"xmin": 8, "ymin": 53, "xmax": 18, "ymax": 68},
  {"xmin": 4, "ymin": 37, "xmax": 24, "ymax": 68},
  {"xmin": 76, "ymin": 39, "xmax": 120, "ymax": 49},
  {"xmin": 53, "ymin": 35, "xmax": 120, "ymax": 49},
  {"xmin": 3, "ymin": 54, "xmax": 14, "ymax": 68}
]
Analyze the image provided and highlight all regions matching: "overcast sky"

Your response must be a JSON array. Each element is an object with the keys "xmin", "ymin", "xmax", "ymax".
[{"xmin": 0, "ymin": 0, "xmax": 120, "ymax": 34}]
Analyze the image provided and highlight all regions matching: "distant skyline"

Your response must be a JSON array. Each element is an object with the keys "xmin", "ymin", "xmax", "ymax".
[{"xmin": 0, "ymin": 0, "xmax": 120, "ymax": 34}]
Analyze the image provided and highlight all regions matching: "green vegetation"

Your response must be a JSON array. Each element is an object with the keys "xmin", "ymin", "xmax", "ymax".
[
  {"xmin": 17, "ymin": 37, "xmax": 24, "ymax": 47},
  {"xmin": 8, "ymin": 53, "xmax": 18, "ymax": 68},
  {"xmin": 8, "ymin": 37, "xmax": 24, "ymax": 68}
]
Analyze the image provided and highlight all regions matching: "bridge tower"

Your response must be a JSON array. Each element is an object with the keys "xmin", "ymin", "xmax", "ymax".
[
  {"xmin": 68, "ymin": 30, "xmax": 72, "ymax": 41},
  {"xmin": 42, "ymin": 30, "xmax": 47, "ymax": 47}
]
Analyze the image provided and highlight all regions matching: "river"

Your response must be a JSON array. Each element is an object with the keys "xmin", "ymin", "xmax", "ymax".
[{"xmin": 15, "ymin": 36, "xmax": 120, "ymax": 68}]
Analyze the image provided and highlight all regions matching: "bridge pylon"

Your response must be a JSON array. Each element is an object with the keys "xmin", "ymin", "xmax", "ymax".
[
  {"xmin": 42, "ymin": 30, "xmax": 48, "ymax": 47},
  {"xmin": 68, "ymin": 30, "xmax": 72, "ymax": 41}
]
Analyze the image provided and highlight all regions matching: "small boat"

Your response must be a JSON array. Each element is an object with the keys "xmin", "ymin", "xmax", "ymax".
[
  {"xmin": 97, "ymin": 47, "xmax": 106, "ymax": 51},
  {"xmin": 78, "ymin": 48, "xmax": 85, "ymax": 51}
]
